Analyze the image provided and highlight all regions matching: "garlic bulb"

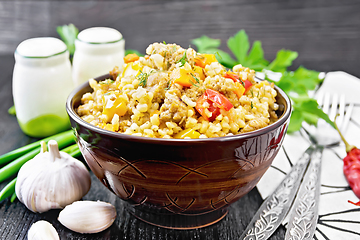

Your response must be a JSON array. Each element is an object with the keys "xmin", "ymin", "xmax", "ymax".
[
  {"xmin": 15, "ymin": 140, "xmax": 91, "ymax": 213},
  {"xmin": 58, "ymin": 200, "xmax": 117, "ymax": 234},
  {"xmin": 27, "ymin": 220, "xmax": 59, "ymax": 240}
]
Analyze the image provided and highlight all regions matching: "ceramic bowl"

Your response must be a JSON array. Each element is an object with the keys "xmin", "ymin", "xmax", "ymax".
[{"xmin": 66, "ymin": 74, "xmax": 291, "ymax": 229}]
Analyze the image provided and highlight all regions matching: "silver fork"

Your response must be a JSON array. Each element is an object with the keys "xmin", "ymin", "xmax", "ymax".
[
  {"xmin": 284, "ymin": 93, "xmax": 354, "ymax": 240},
  {"xmin": 239, "ymin": 93, "xmax": 354, "ymax": 240}
]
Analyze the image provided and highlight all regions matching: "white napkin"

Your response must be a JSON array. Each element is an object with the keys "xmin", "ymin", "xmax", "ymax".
[{"xmin": 257, "ymin": 71, "xmax": 360, "ymax": 240}]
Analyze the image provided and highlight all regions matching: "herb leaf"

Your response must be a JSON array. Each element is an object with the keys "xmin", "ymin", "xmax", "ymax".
[
  {"xmin": 56, "ymin": 23, "xmax": 79, "ymax": 56},
  {"xmin": 276, "ymin": 66, "xmax": 324, "ymax": 96},
  {"xmin": 246, "ymin": 41, "xmax": 269, "ymax": 70},
  {"xmin": 287, "ymin": 109, "xmax": 303, "ymax": 133},
  {"xmin": 192, "ymin": 31, "xmax": 268, "ymax": 71},
  {"xmin": 125, "ymin": 49, "xmax": 144, "ymax": 57},
  {"xmin": 191, "ymin": 35, "xmax": 221, "ymax": 53},
  {"xmin": 213, "ymin": 50, "xmax": 238, "ymax": 69},
  {"xmin": 288, "ymin": 97, "xmax": 335, "ymax": 133},
  {"xmin": 266, "ymin": 49, "xmax": 298, "ymax": 73},
  {"xmin": 227, "ymin": 29, "xmax": 249, "ymax": 64},
  {"xmin": 191, "ymin": 29, "xmax": 330, "ymax": 133}
]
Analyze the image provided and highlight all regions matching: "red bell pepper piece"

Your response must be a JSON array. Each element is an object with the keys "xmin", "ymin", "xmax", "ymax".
[
  {"xmin": 205, "ymin": 89, "xmax": 233, "ymax": 111},
  {"xmin": 223, "ymin": 72, "xmax": 253, "ymax": 96},
  {"xmin": 243, "ymin": 79, "xmax": 253, "ymax": 93},
  {"xmin": 196, "ymin": 89, "xmax": 233, "ymax": 121}
]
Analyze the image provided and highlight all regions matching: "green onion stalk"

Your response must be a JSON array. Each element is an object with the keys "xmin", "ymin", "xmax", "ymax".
[{"xmin": 0, "ymin": 129, "xmax": 75, "ymax": 165}]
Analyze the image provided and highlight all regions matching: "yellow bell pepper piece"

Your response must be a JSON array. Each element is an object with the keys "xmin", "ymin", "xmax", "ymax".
[
  {"xmin": 174, "ymin": 128, "xmax": 201, "ymax": 139},
  {"xmin": 104, "ymin": 124, "xmax": 114, "ymax": 131},
  {"xmin": 193, "ymin": 66, "xmax": 205, "ymax": 80},
  {"xmin": 194, "ymin": 54, "xmax": 217, "ymax": 68},
  {"xmin": 233, "ymin": 81, "xmax": 245, "ymax": 98},
  {"xmin": 102, "ymin": 92, "xmax": 128, "ymax": 120},
  {"xmin": 170, "ymin": 68, "xmax": 197, "ymax": 87},
  {"xmin": 121, "ymin": 62, "xmax": 141, "ymax": 78},
  {"xmin": 124, "ymin": 53, "xmax": 139, "ymax": 63}
]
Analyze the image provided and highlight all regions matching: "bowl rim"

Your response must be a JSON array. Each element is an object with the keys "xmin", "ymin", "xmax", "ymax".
[{"xmin": 66, "ymin": 74, "xmax": 292, "ymax": 144}]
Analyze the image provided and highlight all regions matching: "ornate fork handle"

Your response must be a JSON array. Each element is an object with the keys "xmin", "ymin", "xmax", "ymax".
[
  {"xmin": 285, "ymin": 146, "xmax": 323, "ymax": 240},
  {"xmin": 240, "ymin": 147, "xmax": 315, "ymax": 240}
]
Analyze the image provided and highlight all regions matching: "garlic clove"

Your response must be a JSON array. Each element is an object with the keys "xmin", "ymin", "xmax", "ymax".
[
  {"xmin": 58, "ymin": 200, "xmax": 117, "ymax": 234},
  {"xmin": 27, "ymin": 220, "xmax": 59, "ymax": 240},
  {"xmin": 15, "ymin": 140, "xmax": 91, "ymax": 213}
]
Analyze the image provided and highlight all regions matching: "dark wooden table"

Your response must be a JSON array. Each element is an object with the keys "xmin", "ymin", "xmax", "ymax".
[
  {"xmin": 1, "ymin": 1, "xmax": 360, "ymax": 238},
  {"xmin": 0, "ymin": 57, "xmax": 286, "ymax": 239}
]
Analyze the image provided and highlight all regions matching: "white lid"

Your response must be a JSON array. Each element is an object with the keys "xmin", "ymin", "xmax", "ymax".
[
  {"xmin": 16, "ymin": 37, "xmax": 67, "ymax": 57},
  {"xmin": 77, "ymin": 27, "xmax": 123, "ymax": 43}
]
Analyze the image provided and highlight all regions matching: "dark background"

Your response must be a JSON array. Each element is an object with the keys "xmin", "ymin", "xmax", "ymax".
[
  {"xmin": 1, "ymin": 1, "xmax": 360, "ymax": 239},
  {"xmin": 1, "ymin": 0, "xmax": 360, "ymax": 77}
]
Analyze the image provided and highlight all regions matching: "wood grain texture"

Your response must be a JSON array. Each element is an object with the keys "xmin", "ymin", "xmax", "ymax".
[
  {"xmin": 0, "ymin": 0, "xmax": 360, "ymax": 76},
  {"xmin": 1, "ymin": 0, "xmax": 359, "ymax": 238},
  {"xmin": 0, "ymin": 164, "xmax": 286, "ymax": 240},
  {"xmin": 0, "ymin": 52, "xmax": 286, "ymax": 239}
]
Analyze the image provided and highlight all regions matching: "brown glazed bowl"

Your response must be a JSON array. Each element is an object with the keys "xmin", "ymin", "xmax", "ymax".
[{"xmin": 66, "ymin": 74, "xmax": 291, "ymax": 230}]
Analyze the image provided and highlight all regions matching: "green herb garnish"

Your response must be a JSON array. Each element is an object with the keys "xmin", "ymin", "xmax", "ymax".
[
  {"xmin": 189, "ymin": 81, "xmax": 200, "ymax": 88},
  {"xmin": 176, "ymin": 51, "xmax": 188, "ymax": 67},
  {"xmin": 191, "ymin": 35, "xmax": 221, "ymax": 53},
  {"xmin": 165, "ymin": 80, "xmax": 172, "ymax": 90},
  {"xmin": 56, "ymin": 23, "xmax": 79, "ymax": 56},
  {"xmin": 125, "ymin": 49, "xmax": 144, "ymax": 57},
  {"xmin": 250, "ymin": 89, "xmax": 254, "ymax": 98},
  {"xmin": 137, "ymin": 71, "xmax": 154, "ymax": 87},
  {"xmin": 190, "ymin": 73, "xmax": 200, "ymax": 84}
]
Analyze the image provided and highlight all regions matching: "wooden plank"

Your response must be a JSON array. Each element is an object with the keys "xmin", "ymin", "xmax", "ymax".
[
  {"xmin": 0, "ymin": 1, "xmax": 359, "ymax": 76},
  {"xmin": 0, "ymin": 172, "xmax": 286, "ymax": 239}
]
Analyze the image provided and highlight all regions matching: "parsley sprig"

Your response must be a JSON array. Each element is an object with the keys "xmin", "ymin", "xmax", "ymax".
[
  {"xmin": 56, "ymin": 23, "xmax": 78, "ymax": 59},
  {"xmin": 191, "ymin": 30, "xmax": 334, "ymax": 133}
]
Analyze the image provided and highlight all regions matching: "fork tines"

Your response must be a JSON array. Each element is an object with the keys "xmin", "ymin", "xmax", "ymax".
[{"xmin": 316, "ymin": 92, "xmax": 353, "ymax": 132}]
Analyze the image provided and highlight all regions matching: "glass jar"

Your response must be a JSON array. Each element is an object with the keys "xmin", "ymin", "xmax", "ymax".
[
  {"xmin": 72, "ymin": 27, "xmax": 125, "ymax": 86},
  {"xmin": 12, "ymin": 37, "xmax": 74, "ymax": 138}
]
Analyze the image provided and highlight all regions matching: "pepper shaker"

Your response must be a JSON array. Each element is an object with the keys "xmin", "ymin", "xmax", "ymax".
[
  {"xmin": 72, "ymin": 27, "xmax": 125, "ymax": 86},
  {"xmin": 12, "ymin": 37, "xmax": 74, "ymax": 138}
]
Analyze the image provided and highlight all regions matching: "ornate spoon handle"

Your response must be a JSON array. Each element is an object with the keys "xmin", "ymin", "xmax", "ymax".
[
  {"xmin": 240, "ymin": 146, "xmax": 315, "ymax": 240},
  {"xmin": 285, "ymin": 146, "xmax": 323, "ymax": 240}
]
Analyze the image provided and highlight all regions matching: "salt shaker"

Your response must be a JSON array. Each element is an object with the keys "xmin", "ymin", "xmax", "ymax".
[
  {"xmin": 12, "ymin": 37, "xmax": 74, "ymax": 138},
  {"xmin": 72, "ymin": 27, "xmax": 125, "ymax": 86}
]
